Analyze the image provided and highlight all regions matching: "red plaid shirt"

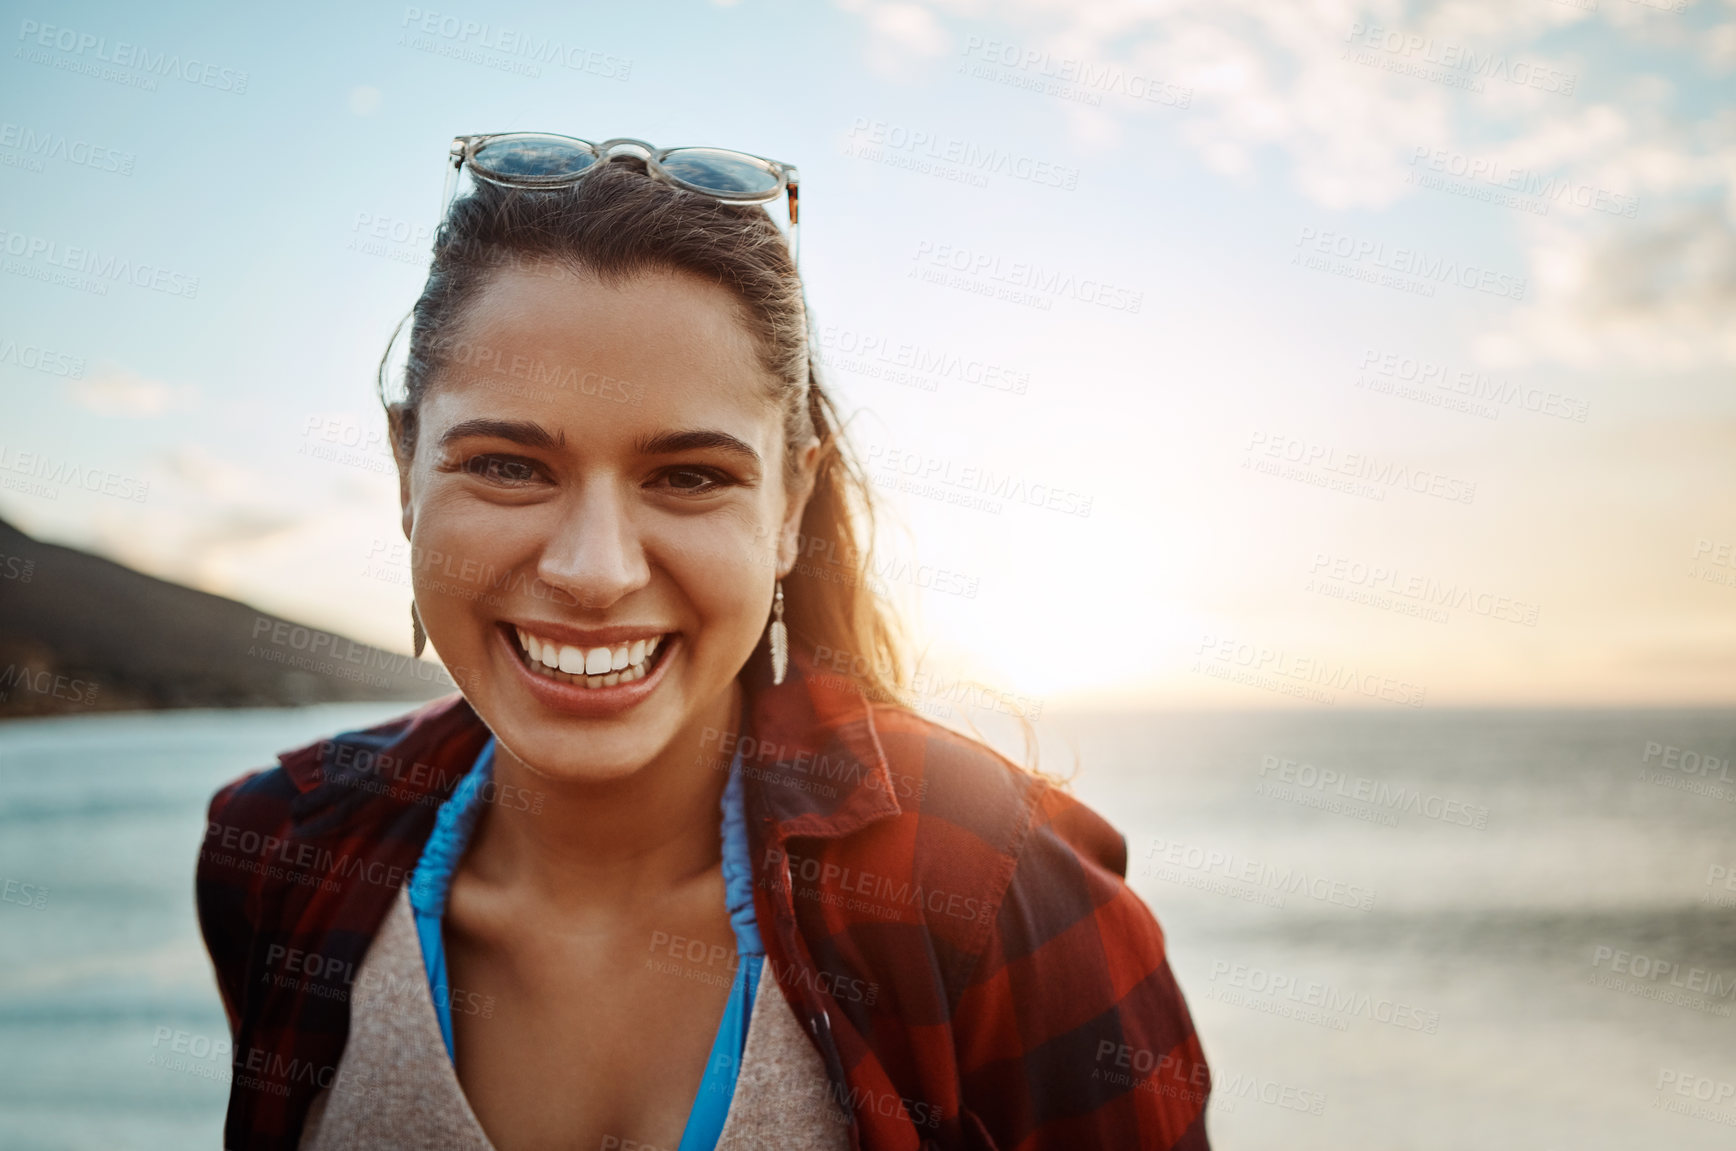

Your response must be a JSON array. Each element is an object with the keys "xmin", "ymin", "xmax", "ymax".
[{"xmin": 195, "ymin": 646, "xmax": 1210, "ymax": 1149}]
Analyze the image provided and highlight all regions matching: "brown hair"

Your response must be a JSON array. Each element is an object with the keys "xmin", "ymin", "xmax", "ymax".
[{"xmin": 377, "ymin": 156, "xmax": 914, "ymax": 711}]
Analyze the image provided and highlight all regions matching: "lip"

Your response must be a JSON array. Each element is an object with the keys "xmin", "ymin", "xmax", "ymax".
[
  {"xmin": 499, "ymin": 623, "xmax": 678, "ymax": 718},
  {"xmin": 507, "ymin": 620, "xmax": 675, "ymax": 647}
]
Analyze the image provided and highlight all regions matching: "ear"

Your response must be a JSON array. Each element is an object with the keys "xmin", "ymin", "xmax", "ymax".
[
  {"xmin": 776, "ymin": 437, "xmax": 822, "ymax": 578},
  {"xmin": 386, "ymin": 403, "xmax": 417, "ymax": 541}
]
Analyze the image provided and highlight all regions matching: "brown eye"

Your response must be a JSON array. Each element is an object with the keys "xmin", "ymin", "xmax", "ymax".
[
  {"xmin": 661, "ymin": 467, "xmax": 736, "ymax": 494},
  {"xmin": 465, "ymin": 455, "xmax": 540, "ymax": 484}
]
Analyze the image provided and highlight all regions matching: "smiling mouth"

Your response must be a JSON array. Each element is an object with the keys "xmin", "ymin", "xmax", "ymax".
[{"xmin": 511, "ymin": 627, "xmax": 673, "ymax": 689}]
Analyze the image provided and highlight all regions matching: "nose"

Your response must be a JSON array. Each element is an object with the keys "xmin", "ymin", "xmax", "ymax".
[{"xmin": 535, "ymin": 479, "xmax": 651, "ymax": 611}]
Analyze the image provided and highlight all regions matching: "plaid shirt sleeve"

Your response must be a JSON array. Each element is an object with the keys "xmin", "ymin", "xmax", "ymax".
[
  {"xmin": 951, "ymin": 782, "xmax": 1211, "ymax": 1149},
  {"xmin": 753, "ymin": 676, "xmax": 1213, "ymax": 1151},
  {"xmin": 195, "ymin": 765, "xmax": 284, "ymax": 1038}
]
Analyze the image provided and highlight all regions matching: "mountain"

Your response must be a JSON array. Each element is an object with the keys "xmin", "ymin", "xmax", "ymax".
[{"xmin": 0, "ymin": 518, "xmax": 453, "ymax": 717}]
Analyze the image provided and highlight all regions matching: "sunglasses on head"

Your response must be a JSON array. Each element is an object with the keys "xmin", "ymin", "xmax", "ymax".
[{"xmin": 442, "ymin": 132, "xmax": 800, "ymax": 262}]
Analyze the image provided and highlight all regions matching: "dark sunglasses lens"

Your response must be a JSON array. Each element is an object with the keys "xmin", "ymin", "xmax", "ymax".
[
  {"xmin": 659, "ymin": 148, "xmax": 781, "ymax": 196},
  {"xmin": 473, "ymin": 136, "xmax": 599, "ymax": 180}
]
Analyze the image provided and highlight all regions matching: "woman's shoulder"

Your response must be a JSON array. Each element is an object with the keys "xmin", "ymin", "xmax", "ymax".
[
  {"xmin": 197, "ymin": 695, "xmax": 482, "ymax": 900},
  {"xmin": 204, "ymin": 695, "xmax": 480, "ymax": 820},
  {"xmin": 864, "ymin": 700, "xmax": 1128, "ymax": 880}
]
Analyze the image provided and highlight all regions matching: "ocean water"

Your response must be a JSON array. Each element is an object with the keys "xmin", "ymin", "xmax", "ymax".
[{"xmin": 0, "ymin": 704, "xmax": 1732, "ymax": 1149}]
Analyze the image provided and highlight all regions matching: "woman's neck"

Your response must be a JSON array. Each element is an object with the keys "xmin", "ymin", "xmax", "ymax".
[{"xmin": 465, "ymin": 679, "xmax": 743, "ymax": 914}]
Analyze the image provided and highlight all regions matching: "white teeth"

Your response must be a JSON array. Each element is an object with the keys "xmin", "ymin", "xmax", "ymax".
[{"xmin": 513, "ymin": 628, "xmax": 669, "ymax": 688}]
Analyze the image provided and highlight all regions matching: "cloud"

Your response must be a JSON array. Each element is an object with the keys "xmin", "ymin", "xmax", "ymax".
[
  {"xmin": 834, "ymin": 0, "xmax": 952, "ymax": 80},
  {"xmin": 841, "ymin": 0, "xmax": 1736, "ymax": 366},
  {"xmin": 347, "ymin": 85, "xmax": 383, "ymax": 116},
  {"xmin": 1479, "ymin": 200, "xmax": 1736, "ymax": 369},
  {"xmin": 68, "ymin": 367, "xmax": 197, "ymax": 417}
]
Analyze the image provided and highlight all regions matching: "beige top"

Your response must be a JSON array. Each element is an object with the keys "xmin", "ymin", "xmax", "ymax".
[{"xmin": 298, "ymin": 885, "xmax": 851, "ymax": 1150}]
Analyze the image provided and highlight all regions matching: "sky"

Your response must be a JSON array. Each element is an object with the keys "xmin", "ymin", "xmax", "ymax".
[{"xmin": 1, "ymin": 0, "xmax": 1733, "ymax": 713}]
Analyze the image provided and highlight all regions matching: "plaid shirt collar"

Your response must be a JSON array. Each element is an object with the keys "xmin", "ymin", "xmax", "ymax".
[
  {"xmin": 274, "ymin": 644, "xmax": 901, "ymax": 847},
  {"xmin": 216, "ymin": 646, "xmax": 900, "ymax": 1151}
]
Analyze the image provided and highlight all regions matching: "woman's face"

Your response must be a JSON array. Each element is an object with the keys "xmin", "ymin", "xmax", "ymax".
[{"xmin": 396, "ymin": 261, "xmax": 817, "ymax": 783}]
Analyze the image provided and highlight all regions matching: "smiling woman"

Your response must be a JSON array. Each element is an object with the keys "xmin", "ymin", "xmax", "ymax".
[{"xmin": 193, "ymin": 136, "xmax": 1210, "ymax": 1151}]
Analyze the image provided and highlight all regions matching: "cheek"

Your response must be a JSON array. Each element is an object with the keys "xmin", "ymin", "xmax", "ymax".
[
  {"xmin": 654, "ymin": 519, "xmax": 777, "ymax": 622},
  {"xmin": 406, "ymin": 501, "xmax": 539, "ymax": 618}
]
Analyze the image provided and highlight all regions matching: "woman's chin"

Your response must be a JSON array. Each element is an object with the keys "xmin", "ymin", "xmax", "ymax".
[{"xmin": 491, "ymin": 724, "xmax": 664, "ymax": 784}]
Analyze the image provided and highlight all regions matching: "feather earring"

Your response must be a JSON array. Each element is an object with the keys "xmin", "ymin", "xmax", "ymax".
[
  {"xmin": 411, "ymin": 601, "xmax": 427, "ymax": 659},
  {"xmin": 769, "ymin": 580, "xmax": 788, "ymax": 685}
]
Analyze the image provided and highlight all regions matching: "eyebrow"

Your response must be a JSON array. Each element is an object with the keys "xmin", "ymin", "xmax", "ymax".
[
  {"xmin": 439, "ymin": 420, "xmax": 761, "ymax": 467},
  {"xmin": 439, "ymin": 419, "xmax": 566, "ymax": 449},
  {"xmin": 634, "ymin": 429, "xmax": 762, "ymax": 467}
]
